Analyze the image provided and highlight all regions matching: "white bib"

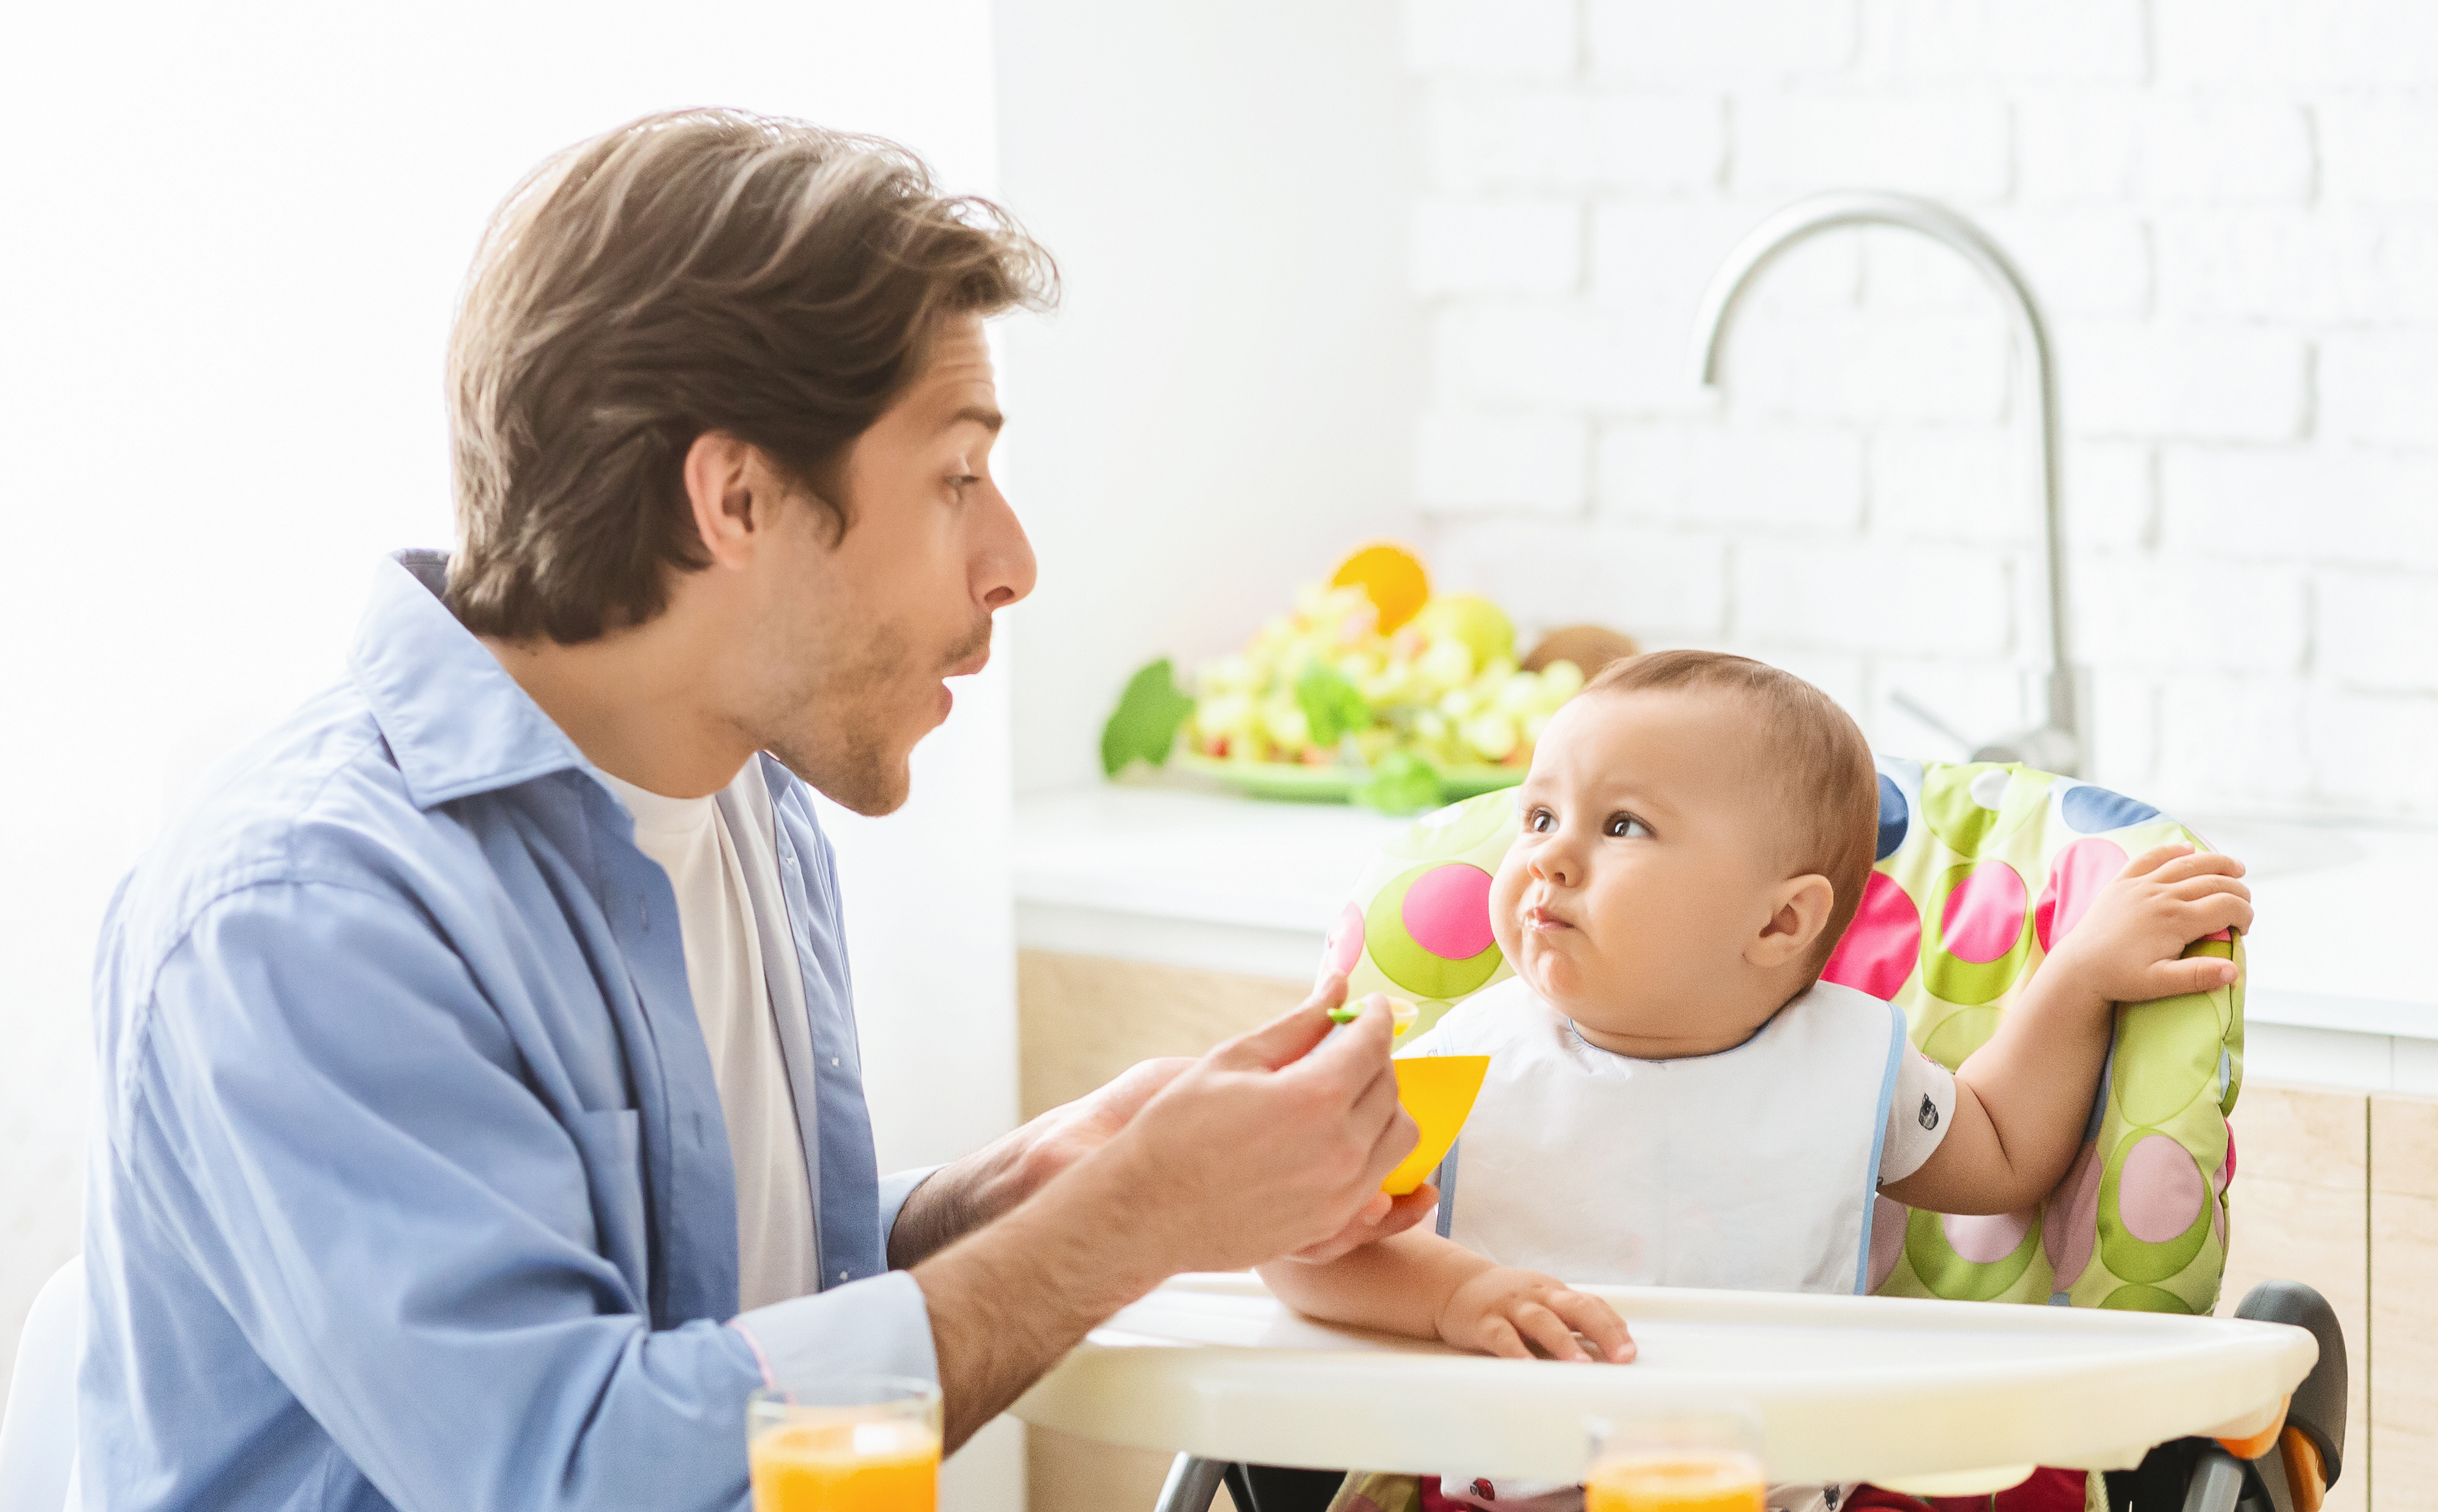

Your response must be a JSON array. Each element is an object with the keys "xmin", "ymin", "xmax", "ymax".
[{"xmin": 1414, "ymin": 977, "xmax": 1908, "ymax": 1296}]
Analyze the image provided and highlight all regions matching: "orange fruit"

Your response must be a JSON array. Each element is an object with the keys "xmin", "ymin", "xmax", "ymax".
[{"xmin": 1329, "ymin": 543, "xmax": 1431, "ymax": 635}]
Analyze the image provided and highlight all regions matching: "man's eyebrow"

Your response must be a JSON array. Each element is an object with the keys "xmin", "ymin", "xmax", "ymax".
[{"xmin": 945, "ymin": 405, "xmax": 1004, "ymax": 433}]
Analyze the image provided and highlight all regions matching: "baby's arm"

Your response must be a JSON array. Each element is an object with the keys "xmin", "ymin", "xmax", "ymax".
[
  {"xmin": 1258, "ymin": 1229, "xmax": 1635, "ymax": 1363},
  {"xmin": 1882, "ymin": 843, "xmax": 2251, "ymax": 1216}
]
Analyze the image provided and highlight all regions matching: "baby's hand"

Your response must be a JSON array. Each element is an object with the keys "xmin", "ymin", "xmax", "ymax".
[
  {"xmin": 2048, "ymin": 843, "xmax": 2252, "ymax": 1006},
  {"xmin": 1436, "ymin": 1265, "xmax": 1635, "ymax": 1363}
]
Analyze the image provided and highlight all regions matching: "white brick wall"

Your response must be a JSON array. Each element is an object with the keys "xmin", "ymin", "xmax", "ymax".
[{"xmin": 1404, "ymin": 0, "xmax": 2438, "ymax": 816}]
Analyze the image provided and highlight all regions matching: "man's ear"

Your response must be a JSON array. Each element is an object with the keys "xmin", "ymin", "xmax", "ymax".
[
  {"xmin": 1748, "ymin": 874, "xmax": 1835, "ymax": 970},
  {"xmin": 680, "ymin": 431, "xmax": 766, "ymax": 572}
]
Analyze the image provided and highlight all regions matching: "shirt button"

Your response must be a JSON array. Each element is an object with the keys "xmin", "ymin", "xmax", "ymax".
[
  {"xmin": 838, "ymin": 1270, "xmax": 849, "ymax": 1282},
  {"xmin": 831, "ymin": 1056, "xmax": 841, "ymax": 1067}
]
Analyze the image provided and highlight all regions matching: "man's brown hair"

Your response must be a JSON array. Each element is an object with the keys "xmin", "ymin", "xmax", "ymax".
[
  {"xmin": 447, "ymin": 108, "xmax": 1057, "ymax": 643},
  {"xmin": 1584, "ymin": 650, "xmax": 1881, "ymax": 983}
]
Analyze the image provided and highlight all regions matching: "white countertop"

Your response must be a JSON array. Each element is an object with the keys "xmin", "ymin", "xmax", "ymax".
[{"xmin": 1013, "ymin": 783, "xmax": 2438, "ymax": 1095}]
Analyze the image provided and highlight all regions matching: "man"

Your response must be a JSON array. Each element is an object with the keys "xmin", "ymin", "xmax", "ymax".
[{"xmin": 83, "ymin": 109, "xmax": 1430, "ymax": 1510}]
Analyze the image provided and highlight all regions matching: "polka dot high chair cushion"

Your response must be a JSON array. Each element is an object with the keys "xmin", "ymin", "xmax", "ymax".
[
  {"xmin": 1828, "ymin": 758, "xmax": 2241, "ymax": 1314},
  {"xmin": 1321, "ymin": 761, "xmax": 2242, "ymax": 1316}
]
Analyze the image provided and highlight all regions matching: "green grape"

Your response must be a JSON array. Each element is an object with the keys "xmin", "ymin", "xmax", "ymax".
[
  {"xmin": 1461, "ymin": 710, "xmax": 1519, "ymax": 762},
  {"xmin": 1541, "ymin": 659, "xmax": 1586, "ymax": 699},
  {"xmin": 1262, "ymin": 698, "xmax": 1311, "ymax": 753},
  {"xmin": 1418, "ymin": 637, "xmax": 1474, "ymax": 690}
]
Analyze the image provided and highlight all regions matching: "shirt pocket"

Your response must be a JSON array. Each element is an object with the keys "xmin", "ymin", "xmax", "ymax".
[{"xmin": 567, "ymin": 1108, "xmax": 650, "ymax": 1306}]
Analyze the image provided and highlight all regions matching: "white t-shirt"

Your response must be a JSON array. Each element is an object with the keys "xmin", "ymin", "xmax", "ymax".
[{"xmin": 600, "ymin": 763, "xmax": 822, "ymax": 1312}]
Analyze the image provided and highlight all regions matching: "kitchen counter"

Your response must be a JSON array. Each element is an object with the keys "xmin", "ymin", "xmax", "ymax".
[{"xmin": 1013, "ymin": 784, "xmax": 2438, "ymax": 1095}]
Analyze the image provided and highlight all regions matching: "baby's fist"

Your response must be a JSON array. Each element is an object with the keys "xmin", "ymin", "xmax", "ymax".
[
  {"xmin": 2051, "ymin": 843, "xmax": 2251, "ymax": 1006},
  {"xmin": 1437, "ymin": 1265, "xmax": 1635, "ymax": 1364}
]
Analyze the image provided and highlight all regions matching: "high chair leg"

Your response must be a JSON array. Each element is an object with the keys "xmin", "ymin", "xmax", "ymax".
[
  {"xmin": 1156, "ymin": 1453, "xmax": 1228, "ymax": 1512},
  {"xmin": 2180, "ymin": 1447, "xmax": 2253, "ymax": 1512}
]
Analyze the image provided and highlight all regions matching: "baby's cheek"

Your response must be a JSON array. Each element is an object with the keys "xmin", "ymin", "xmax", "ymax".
[{"xmin": 1487, "ymin": 856, "xmax": 1529, "ymax": 960}]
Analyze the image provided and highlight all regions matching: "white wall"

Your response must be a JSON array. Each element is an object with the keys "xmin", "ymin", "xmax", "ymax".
[
  {"xmin": 0, "ymin": 4, "xmax": 1023, "ymax": 1496},
  {"xmin": 1401, "ymin": 0, "xmax": 2438, "ymax": 819},
  {"xmin": 995, "ymin": 0, "xmax": 1430, "ymax": 795}
]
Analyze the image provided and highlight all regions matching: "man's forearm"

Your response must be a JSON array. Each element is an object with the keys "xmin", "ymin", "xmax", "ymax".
[
  {"xmin": 888, "ymin": 1129, "xmax": 1042, "ymax": 1270},
  {"xmin": 909, "ymin": 1147, "xmax": 1177, "ymax": 1451}
]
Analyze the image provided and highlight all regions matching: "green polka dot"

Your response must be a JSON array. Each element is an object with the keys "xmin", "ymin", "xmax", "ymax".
[
  {"xmin": 1920, "ymin": 1007, "xmax": 2005, "ymax": 1071},
  {"xmin": 1920, "ymin": 763, "xmax": 2054, "ymax": 857},
  {"xmin": 2100, "ymin": 1284, "xmax": 2194, "ymax": 1314},
  {"xmin": 1919, "ymin": 861, "xmax": 2033, "ymax": 1005},
  {"xmin": 2115, "ymin": 994, "xmax": 2221, "ymax": 1127},
  {"xmin": 1904, "ymin": 1205, "xmax": 2040, "ymax": 1302},
  {"xmin": 1383, "ymin": 790, "xmax": 1515, "ymax": 860},
  {"xmin": 2098, "ymin": 1128, "xmax": 2213, "ymax": 1284},
  {"xmin": 1365, "ymin": 865, "xmax": 1504, "ymax": 999}
]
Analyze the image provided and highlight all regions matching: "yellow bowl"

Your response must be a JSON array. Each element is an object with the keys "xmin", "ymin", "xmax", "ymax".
[{"xmin": 1382, "ymin": 1055, "xmax": 1490, "ymax": 1195}]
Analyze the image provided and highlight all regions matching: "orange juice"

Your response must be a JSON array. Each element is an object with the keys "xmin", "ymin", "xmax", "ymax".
[
  {"xmin": 1584, "ymin": 1454, "xmax": 1766, "ymax": 1512},
  {"xmin": 749, "ymin": 1418, "xmax": 939, "ymax": 1512}
]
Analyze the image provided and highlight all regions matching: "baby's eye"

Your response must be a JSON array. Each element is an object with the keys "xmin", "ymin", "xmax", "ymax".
[
  {"xmin": 1605, "ymin": 813, "xmax": 1651, "ymax": 839},
  {"xmin": 1526, "ymin": 807, "xmax": 1555, "ymax": 833}
]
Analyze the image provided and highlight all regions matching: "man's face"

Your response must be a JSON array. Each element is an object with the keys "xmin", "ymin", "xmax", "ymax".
[{"xmin": 739, "ymin": 314, "xmax": 1035, "ymax": 814}]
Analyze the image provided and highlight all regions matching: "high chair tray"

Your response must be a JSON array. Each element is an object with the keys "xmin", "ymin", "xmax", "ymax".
[{"xmin": 1010, "ymin": 1273, "xmax": 2317, "ymax": 1485}]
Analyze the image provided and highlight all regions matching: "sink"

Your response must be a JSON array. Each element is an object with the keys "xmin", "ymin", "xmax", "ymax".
[{"xmin": 2179, "ymin": 813, "xmax": 2372, "ymax": 881}]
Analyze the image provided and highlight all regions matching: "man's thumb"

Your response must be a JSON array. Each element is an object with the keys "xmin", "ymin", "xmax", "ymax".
[{"xmin": 1215, "ymin": 997, "xmax": 1341, "ymax": 1073}]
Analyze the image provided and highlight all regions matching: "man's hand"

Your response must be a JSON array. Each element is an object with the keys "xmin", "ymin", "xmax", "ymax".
[
  {"xmin": 1100, "ymin": 986, "xmax": 1423, "ymax": 1276},
  {"xmin": 2046, "ymin": 843, "xmax": 2252, "ymax": 1007},
  {"xmin": 1022, "ymin": 1056, "xmax": 1193, "ymax": 1183},
  {"xmin": 1437, "ymin": 1265, "xmax": 1636, "ymax": 1364},
  {"xmin": 905, "ymin": 974, "xmax": 1423, "ymax": 1449}
]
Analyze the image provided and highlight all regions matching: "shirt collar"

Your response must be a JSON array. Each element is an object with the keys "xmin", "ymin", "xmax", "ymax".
[{"xmin": 348, "ymin": 550, "xmax": 592, "ymax": 809}]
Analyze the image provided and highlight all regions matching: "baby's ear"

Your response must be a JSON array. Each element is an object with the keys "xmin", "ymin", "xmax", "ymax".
[{"xmin": 1749, "ymin": 873, "xmax": 1836, "ymax": 967}]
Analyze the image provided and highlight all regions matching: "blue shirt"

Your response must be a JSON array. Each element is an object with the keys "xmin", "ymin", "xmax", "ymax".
[{"xmin": 81, "ymin": 553, "xmax": 938, "ymax": 1512}]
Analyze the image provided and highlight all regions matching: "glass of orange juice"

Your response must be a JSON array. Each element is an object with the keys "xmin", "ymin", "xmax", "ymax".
[
  {"xmin": 1584, "ymin": 1410, "xmax": 1767, "ymax": 1512},
  {"xmin": 747, "ymin": 1373, "xmax": 942, "ymax": 1512}
]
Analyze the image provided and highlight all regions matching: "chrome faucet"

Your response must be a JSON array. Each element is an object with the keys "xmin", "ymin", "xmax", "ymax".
[{"xmin": 1687, "ymin": 190, "xmax": 2086, "ymax": 776}]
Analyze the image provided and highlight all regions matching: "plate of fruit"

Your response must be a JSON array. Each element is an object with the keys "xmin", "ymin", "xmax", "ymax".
[{"xmin": 1100, "ymin": 543, "xmax": 1636, "ymax": 814}]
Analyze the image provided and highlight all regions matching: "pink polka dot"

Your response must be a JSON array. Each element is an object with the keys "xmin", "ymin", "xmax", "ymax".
[
  {"xmin": 2221, "ymin": 1125, "xmax": 2237, "ymax": 1188},
  {"xmin": 1324, "ymin": 901, "xmax": 1365, "ymax": 976},
  {"xmin": 2120, "ymin": 1134, "xmax": 2206, "ymax": 1244},
  {"xmin": 1868, "ymin": 1195, "xmax": 1906, "ymax": 1293},
  {"xmin": 1822, "ymin": 871, "xmax": 1922, "ymax": 1000},
  {"xmin": 1942, "ymin": 860, "xmax": 2027, "ymax": 966},
  {"xmin": 2045, "ymin": 1141, "xmax": 2102, "ymax": 1288},
  {"xmin": 1943, "ymin": 1207, "xmax": 2033, "ymax": 1265},
  {"xmin": 1401, "ymin": 864, "xmax": 1496, "ymax": 962},
  {"xmin": 2035, "ymin": 838, "xmax": 2127, "ymax": 954}
]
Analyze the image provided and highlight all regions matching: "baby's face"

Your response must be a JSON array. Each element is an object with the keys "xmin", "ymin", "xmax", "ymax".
[{"xmin": 1488, "ymin": 688, "xmax": 1805, "ymax": 1058}]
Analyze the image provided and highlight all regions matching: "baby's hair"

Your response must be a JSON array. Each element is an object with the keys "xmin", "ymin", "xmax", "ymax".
[{"xmin": 1582, "ymin": 650, "xmax": 1880, "ymax": 985}]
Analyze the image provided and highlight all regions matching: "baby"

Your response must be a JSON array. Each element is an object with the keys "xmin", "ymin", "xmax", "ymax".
[{"xmin": 1259, "ymin": 650, "xmax": 2252, "ymax": 1512}]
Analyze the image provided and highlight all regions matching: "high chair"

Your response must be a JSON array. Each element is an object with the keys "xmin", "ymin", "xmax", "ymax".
[{"xmin": 1182, "ymin": 759, "xmax": 2348, "ymax": 1512}]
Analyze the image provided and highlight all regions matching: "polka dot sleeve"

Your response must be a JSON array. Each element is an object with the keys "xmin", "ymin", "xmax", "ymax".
[{"xmin": 1879, "ymin": 1049, "xmax": 1958, "ymax": 1186}]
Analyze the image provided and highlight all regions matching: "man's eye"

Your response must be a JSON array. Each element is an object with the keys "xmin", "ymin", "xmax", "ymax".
[
  {"xmin": 947, "ymin": 474, "xmax": 979, "ymax": 493},
  {"xmin": 1605, "ymin": 814, "xmax": 1650, "ymax": 839}
]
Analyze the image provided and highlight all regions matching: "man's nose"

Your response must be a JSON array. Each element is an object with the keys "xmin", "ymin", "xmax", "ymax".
[{"xmin": 979, "ymin": 482, "xmax": 1036, "ymax": 611}]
